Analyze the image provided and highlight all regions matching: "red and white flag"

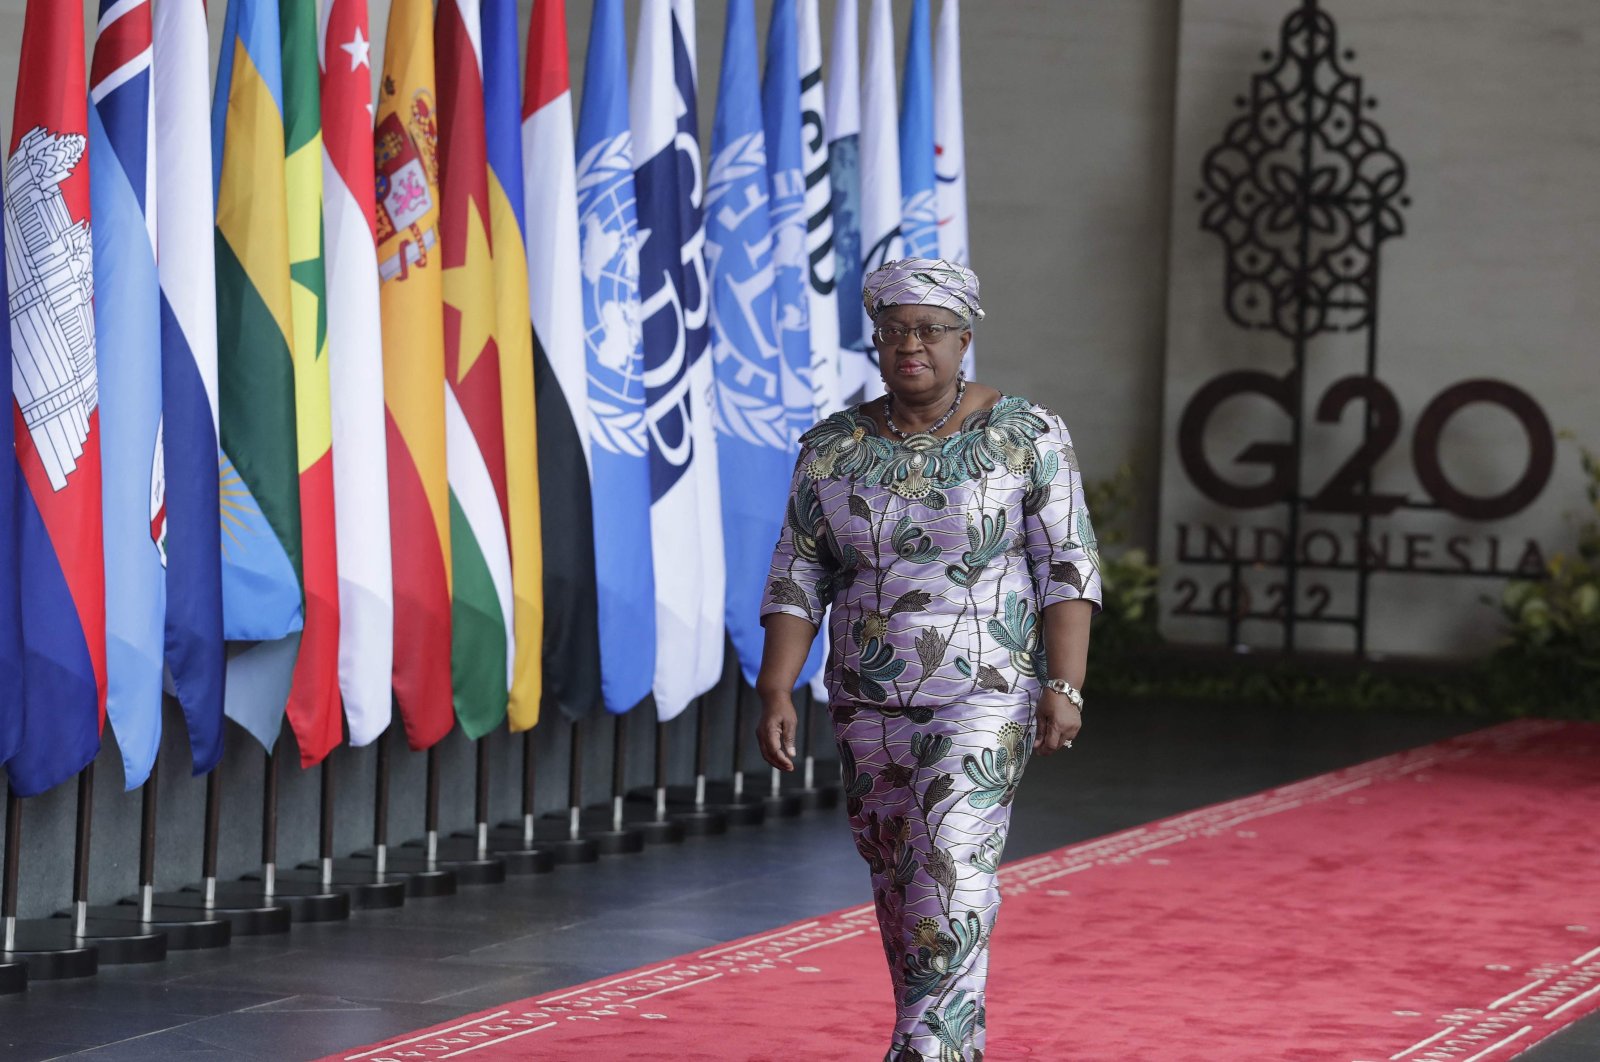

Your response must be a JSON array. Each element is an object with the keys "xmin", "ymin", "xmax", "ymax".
[{"xmin": 320, "ymin": 0, "xmax": 392, "ymax": 745}]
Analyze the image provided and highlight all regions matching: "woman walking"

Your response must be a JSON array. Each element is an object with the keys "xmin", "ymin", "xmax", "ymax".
[{"xmin": 756, "ymin": 258, "xmax": 1101, "ymax": 1060}]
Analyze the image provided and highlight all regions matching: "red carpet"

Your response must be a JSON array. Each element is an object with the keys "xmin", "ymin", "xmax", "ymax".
[{"xmin": 325, "ymin": 720, "xmax": 1600, "ymax": 1060}]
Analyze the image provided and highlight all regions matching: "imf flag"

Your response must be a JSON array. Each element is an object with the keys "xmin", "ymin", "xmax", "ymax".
[{"xmin": 579, "ymin": 0, "xmax": 656, "ymax": 715}]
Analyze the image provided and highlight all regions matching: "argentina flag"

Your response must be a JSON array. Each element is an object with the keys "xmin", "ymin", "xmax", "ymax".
[
  {"xmin": 899, "ymin": 0, "xmax": 939, "ymax": 258},
  {"xmin": 579, "ymin": 0, "xmax": 656, "ymax": 715}
]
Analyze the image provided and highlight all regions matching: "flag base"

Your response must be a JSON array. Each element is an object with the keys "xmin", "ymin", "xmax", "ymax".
[
  {"xmin": 81, "ymin": 904, "xmax": 230, "ymax": 951},
  {"xmin": 363, "ymin": 846, "xmax": 507, "ymax": 887},
  {"xmin": 324, "ymin": 857, "xmax": 456, "ymax": 899},
  {"xmin": 651, "ymin": 783, "xmax": 768, "ymax": 827},
  {"xmin": 43, "ymin": 915, "xmax": 167, "ymax": 965},
  {"xmin": 194, "ymin": 879, "xmax": 350, "ymax": 924},
  {"xmin": 536, "ymin": 811, "xmax": 645, "ymax": 855},
  {"xmin": 578, "ymin": 802, "xmax": 685, "ymax": 845},
  {"xmin": 444, "ymin": 832, "xmax": 556, "ymax": 875},
  {"xmin": 255, "ymin": 867, "xmax": 407, "ymax": 910},
  {"xmin": 622, "ymin": 788, "xmax": 730, "ymax": 836},
  {"xmin": 0, "ymin": 922, "xmax": 97, "ymax": 979},
  {"xmin": 143, "ymin": 890, "xmax": 290, "ymax": 936},
  {"xmin": 736, "ymin": 770, "xmax": 827, "ymax": 816},
  {"xmin": 0, "ymin": 959, "xmax": 23, "ymax": 993},
  {"xmin": 505, "ymin": 821, "xmax": 599, "ymax": 864}
]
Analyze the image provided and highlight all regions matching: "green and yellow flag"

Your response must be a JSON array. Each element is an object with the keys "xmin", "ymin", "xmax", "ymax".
[{"xmin": 281, "ymin": 0, "xmax": 342, "ymax": 766}]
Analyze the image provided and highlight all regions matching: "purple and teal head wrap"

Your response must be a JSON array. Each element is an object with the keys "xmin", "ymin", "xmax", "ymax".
[{"xmin": 862, "ymin": 257, "xmax": 985, "ymax": 324}]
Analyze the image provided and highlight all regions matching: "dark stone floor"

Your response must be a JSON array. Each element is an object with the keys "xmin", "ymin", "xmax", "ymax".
[{"xmin": 2, "ymin": 701, "xmax": 1595, "ymax": 1060}]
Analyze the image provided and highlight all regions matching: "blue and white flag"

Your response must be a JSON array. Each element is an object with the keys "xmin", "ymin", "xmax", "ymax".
[
  {"xmin": 0, "ymin": 144, "xmax": 20, "ymax": 772},
  {"xmin": 670, "ymin": 0, "xmax": 728, "ymax": 701},
  {"xmin": 763, "ymin": 0, "xmax": 817, "ymax": 447},
  {"xmin": 898, "ymin": 0, "xmax": 938, "ymax": 259},
  {"xmin": 859, "ymin": 0, "xmax": 903, "ymax": 399},
  {"xmin": 710, "ymin": 0, "xmax": 787, "ymax": 687},
  {"xmin": 632, "ymin": 0, "xmax": 713, "ymax": 721},
  {"xmin": 579, "ymin": 0, "xmax": 656, "ymax": 715},
  {"xmin": 91, "ymin": 0, "xmax": 166, "ymax": 789},
  {"xmin": 799, "ymin": 0, "xmax": 843, "ymax": 421},
  {"xmin": 826, "ymin": 0, "xmax": 868, "ymax": 402},
  {"xmin": 934, "ymin": 0, "xmax": 974, "ymax": 378},
  {"xmin": 153, "ymin": 0, "xmax": 225, "ymax": 775}
]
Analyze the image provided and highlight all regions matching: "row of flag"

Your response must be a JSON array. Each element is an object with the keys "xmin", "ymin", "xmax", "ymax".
[{"xmin": 0, "ymin": 0, "xmax": 971, "ymax": 800}]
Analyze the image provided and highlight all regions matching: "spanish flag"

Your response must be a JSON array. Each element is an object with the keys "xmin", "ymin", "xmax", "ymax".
[
  {"xmin": 375, "ymin": 0, "xmax": 452, "ymax": 750},
  {"xmin": 484, "ymin": 0, "xmax": 544, "ymax": 732},
  {"xmin": 438, "ymin": 0, "xmax": 512, "ymax": 739},
  {"xmin": 281, "ymin": 0, "xmax": 342, "ymax": 767}
]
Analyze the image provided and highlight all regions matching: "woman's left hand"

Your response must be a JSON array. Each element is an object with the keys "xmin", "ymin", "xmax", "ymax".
[{"xmin": 1034, "ymin": 691, "xmax": 1081, "ymax": 755}]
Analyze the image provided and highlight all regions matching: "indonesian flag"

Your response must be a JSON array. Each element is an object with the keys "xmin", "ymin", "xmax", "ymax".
[
  {"xmin": 522, "ymin": 0, "xmax": 603, "ymax": 721},
  {"xmin": 282, "ymin": 0, "xmax": 344, "ymax": 768},
  {"xmin": 4, "ymin": 0, "xmax": 105, "ymax": 796},
  {"xmin": 321, "ymin": 0, "xmax": 393, "ymax": 747},
  {"xmin": 438, "ymin": 0, "xmax": 514, "ymax": 738},
  {"xmin": 375, "ymin": 0, "xmax": 453, "ymax": 751}
]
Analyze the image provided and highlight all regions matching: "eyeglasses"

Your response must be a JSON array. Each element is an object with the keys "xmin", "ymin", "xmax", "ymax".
[{"xmin": 872, "ymin": 322, "xmax": 963, "ymax": 346}]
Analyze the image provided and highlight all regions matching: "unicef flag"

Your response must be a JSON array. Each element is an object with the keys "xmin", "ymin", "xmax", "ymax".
[
  {"xmin": 710, "ymin": 0, "xmax": 794, "ymax": 687},
  {"xmin": 578, "ymin": 0, "xmax": 656, "ymax": 715},
  {"xmin": 898, "ymin": 0, "xmax": 938, "ymax": 258}
]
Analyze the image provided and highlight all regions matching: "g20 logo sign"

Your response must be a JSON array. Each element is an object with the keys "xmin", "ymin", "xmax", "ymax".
[{"xmin": 1177, "ymin": 371, "xmax": 1555, "ymax": 521}]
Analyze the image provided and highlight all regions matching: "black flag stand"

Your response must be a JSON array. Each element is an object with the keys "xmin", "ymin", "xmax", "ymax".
[
  {"xmin": 626, "ymin": 696, "xmax": 728, "ymax": 835},
  {"xmin": 531, "ymin": 720, "xmax": 597, "ymax": 863},
  {"xmin": 0, "ymin": 786, "xmax": 95, "ymax": 980},
  {"xmin": 540, "ymin": 718, "xmax": 640, "ymax": 855},
  {"xmin": 331, "ymin": 733, "xmax": 454, "ymax": 897},
  {"xmin": 51, "ymin": 764, "xmax": 167, "ymax": 964},
  {"xmin": 152, "ymin": 766, "xmax": 285, "ymax": 935},
  {"xmin": 273, "ymin": 756, "xmax": 406, "ymax": 910},
  {"xmin": 0, "ymin": 787, "xmax": 24, "ymax": 993},
  {"xmin": 85, "ymin": 756, "xmax": 230, "ymax": 949},
  {"xmin": 592, "ymin": 714, "xmax": 674, "ymax": 844},
  {"xmin": 372, "ymin": 747, "xmax": 505, "ymax": 885},
  {"xmin": 226, "ymin": 747, "xmax": 348, "ymax": 921},
  {"xmin": 445, "ymin": 738, "xmax": 553, "ymax": 875},
  {"xmin": 735, "ymin": 684, "xmax": 802, "ymax": 819}
]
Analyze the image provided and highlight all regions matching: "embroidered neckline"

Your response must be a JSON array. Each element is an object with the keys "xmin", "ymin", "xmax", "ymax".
[{"xmin": 800, "ymin": 395, "xmax": 1052, "ymax": 499}]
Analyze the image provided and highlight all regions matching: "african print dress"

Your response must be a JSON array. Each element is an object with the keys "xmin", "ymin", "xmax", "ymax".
[{"xmin": 761, "ymin": 396, "xmax": 1102, "ymax": 1061}]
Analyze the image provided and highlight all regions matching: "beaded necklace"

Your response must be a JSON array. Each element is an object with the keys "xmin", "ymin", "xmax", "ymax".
[{"xmin": 883, "ymin": 376, "xmax": 967, "ymax": 440}]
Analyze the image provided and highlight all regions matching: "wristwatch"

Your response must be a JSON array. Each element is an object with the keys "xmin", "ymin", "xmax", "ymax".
[{"xmin": 1041, "ymin": 678, "xmax": 1084, "ymax": 711}]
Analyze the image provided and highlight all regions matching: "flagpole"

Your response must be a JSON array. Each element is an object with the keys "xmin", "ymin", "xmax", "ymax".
[
  {"xmin": 232, "ymin": 746, "xmax": 348, "ymax": 922},
  {"xmin": 738, "ymin": 684, "xmax": 802, "ymax": 819},
  {"xmin": 551, "ymin": 717, "xmax": 641, "ymax": 855},
  {"xmin": 451, "ymin": 737, "xmax": 553, "ymax": 875},
  {"xmin": 0, "ymin": 787, "xmax": 23, "ymax": 991},
  {"xmin": 375, "ymin": 746, "xmax": 504, "ymax": 885},
  {"xmin": 783, "ymin": 688, "xmax": 840, "ymax": 812},
  {"xmin": 51, "ymin": 764, "xmax": 167, "ymax": 964},
  {"xmin": 628, "ymin": 696, "xmax": 727, "ymax": 835},
  {"xmin": 328, "ymin": 729, "xmax": 453, "ymax": 899},
  {"xmin": 533, "ymin": 720, "xmax": 598, "ymax": 862},
  {"xmin": 606, "ymin": 714, "xmax": 680, "ymax": 845},
  {"xmin": 0, "ymin": 788, "xmax": 96, "ymax": 978},
  {"xmin": 83, "ymin": 753, "xmax": 231, "ymax": 949}
]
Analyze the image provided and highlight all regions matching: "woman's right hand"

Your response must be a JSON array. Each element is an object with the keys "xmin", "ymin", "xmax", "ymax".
[{"xmin": 756, "ymin": 695, "xmax": 799, "ymax": 772}]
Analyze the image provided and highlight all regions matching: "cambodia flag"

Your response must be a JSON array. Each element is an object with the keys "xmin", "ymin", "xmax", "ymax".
[
  {"xmin": 0, "ymin": 156, "xmax": 21, "ymax": 771},
  {"xmin": 5, "ymin": 0, "xmax": 106, "ymax": 796}
]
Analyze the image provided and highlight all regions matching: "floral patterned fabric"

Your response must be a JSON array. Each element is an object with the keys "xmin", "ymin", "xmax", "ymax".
[{"xmin": 761, "ymin": 396, "xmax": 1101, "ymax": 1059}]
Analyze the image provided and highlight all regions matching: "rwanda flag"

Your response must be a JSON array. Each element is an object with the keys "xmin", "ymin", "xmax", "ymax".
[
  {"xmin": 213, "ymin": 0, "xmax": 306, "ymax": 751},
  {"xmin": 6, "ymin": 0, "xmax": 107, "ymax": 796}
]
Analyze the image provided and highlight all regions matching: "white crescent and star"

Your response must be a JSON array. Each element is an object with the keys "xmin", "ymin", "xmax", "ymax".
[{"xmin": 340, "ymin": 27, "xmax": 370, "ymax": 73}]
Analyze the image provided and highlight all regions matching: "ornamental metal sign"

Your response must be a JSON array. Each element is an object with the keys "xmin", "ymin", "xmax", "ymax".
[{"xmin": 1157, "ymin": 0, "xmax": 1595, "ymax": 657}]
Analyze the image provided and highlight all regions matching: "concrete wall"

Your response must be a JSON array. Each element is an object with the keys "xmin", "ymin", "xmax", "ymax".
[{"xmin": 0, "ymin": 2, "xmax": 1182, "ymax": 919}]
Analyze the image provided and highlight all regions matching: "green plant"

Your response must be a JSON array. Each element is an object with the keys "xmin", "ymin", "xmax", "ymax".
[
  {"xmin": 1492, "ymin": 446, "xmax": 1600, "ymax": 705},
  {"xmin": 1084, "ymin": 464, "xmax": 1160, "ymax": 649}
]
